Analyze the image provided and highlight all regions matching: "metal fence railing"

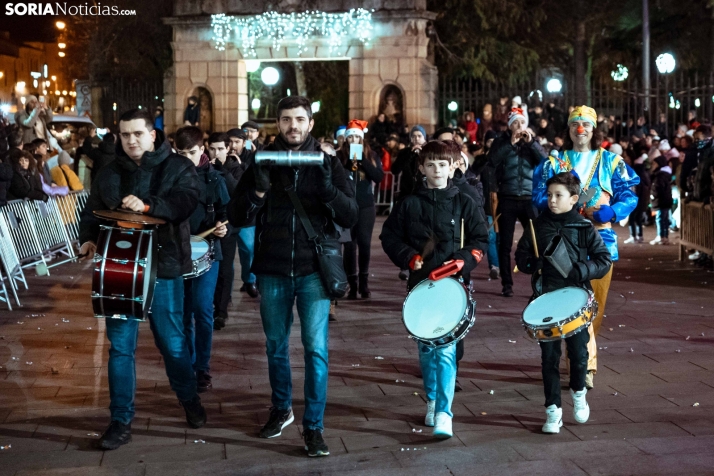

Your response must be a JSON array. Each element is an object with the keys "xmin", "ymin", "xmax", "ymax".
[
  {"xmin": 374, "ymin": 171, "xmax": 401, "ymax": 214},
  {"xmin": 679, "ymin": 201, "xmax": 714, "ymax": 260},
  {"xmin": 0, "ymin": 190, "xmax": 90, "ymax": 310}
]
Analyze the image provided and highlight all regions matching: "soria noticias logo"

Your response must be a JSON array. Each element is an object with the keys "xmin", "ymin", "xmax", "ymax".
[{"xmin": 4, "ymin": 3, "xmax": 136, "ymax": 16}]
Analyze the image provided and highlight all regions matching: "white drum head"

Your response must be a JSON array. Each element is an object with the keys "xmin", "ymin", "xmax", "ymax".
[
  {"xmin": 523, "ymin": 287, "xmax": 589, "ymax": 327},
  {"xmin": 403, "ymin": 278, "xmax": 467, "ymax": 339},
  {"xmin": 190, "ymin": 236, "xmax": 210, "ymax": 260}
]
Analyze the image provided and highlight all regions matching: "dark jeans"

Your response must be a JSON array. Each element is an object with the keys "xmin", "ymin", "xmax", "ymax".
[
  {"xmin": 497, "ymin": 198, "xmax": 538, "ymax": 288},
  {"xmin": 629, "ymin": 209, "xmax": 644, "ymax": 238},
  {"xmin": 257, "ymin": 272, "xmax": 330, "ymax": 431},
  {"xmin": 656, "ymin": 209, "xmax": 671, "ymax": 238},
  {"xmin": 343, "ymin": 206, "xmax": 376, "ymax": 278},
  {"xmin": 214, "ymin": 232, "xmax": 237, "ymax": 318},
  {"xmin": 184, "ymin": 263, "xmax": 220, "ymax": 372},
  {"xmin": 106, "ymin": 277, "xmax": 197, "ymax": 424},
  {"xmin": 540, "ymin": 328, "xmax": 590, "ymax": 408}
]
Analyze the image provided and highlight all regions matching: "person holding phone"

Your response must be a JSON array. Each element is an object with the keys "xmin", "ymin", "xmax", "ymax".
[
  {"xmin": 15, "ymin": 95, "xmax": 53, "ymax": 144},
  {"xmin": 337, "ymin": 119, "xmax": 384, "ymax": 299}
]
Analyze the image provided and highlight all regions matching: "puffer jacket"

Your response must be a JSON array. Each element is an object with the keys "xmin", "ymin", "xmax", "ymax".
[
  {"xmin": 487, "ymin": 132, "xmax": 547, "ymax": 199},
  {"xmin": 651, "ymin": 167, "xmax": 673, "ymax": 210},
  {"xmin": 227, "ymin": 134, "xmax": 358, "ymax": 278},
  {"xmin": 338, "ymin": 149, "xmax": 384, "ymax": 208},
  {"xmin": 515, "ymin": 207, "xmax": 611, "ymax": 294},
  {"xmin": 8, "ymin": 168, "xmax": 47, "ymax": 202},
  {"xmin": 380, "ymin": 183, "xmax": 489, "ymax": 290},
  {"xmin": 79, "ymin": 129, "xmax": 199, "ymax": 278}
]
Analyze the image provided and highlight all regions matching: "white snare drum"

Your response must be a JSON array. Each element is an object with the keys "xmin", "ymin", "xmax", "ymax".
[
  {"xmin": 522, "ymin": 287, "xmax": 597, "ymax": 341},
  {"xmin": 183, "ymin": 236, "xmax": 213, "ymax": 279},
  {"xmin": 402, "ymin": 277, "xmax": 476, "ymax": 348}
]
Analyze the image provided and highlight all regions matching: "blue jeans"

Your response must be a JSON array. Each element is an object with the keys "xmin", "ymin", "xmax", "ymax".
[
  {"xmin": 656, "ymin": 209, "xmax": 671, "ymax": 238},
  {"xmin": 487, "ymin": 215, "xmax": 500, "ymax": 268},
  {"xmin": 105, "ymin": 277, "xmax": 197, "ymax": 424},
  {"xmin": 237, "ymin": 226, "xmax": 256, "ymax": 285},
  {"xmin": 183, "ymin": 263, "xmax": 220, "ymax": 372},
  {"xmin": 418, "ymin": 342, "xmax": 457, "ymax": 418},
  {"xmin": 257, "ymin": 272, "xmax": 330, "ymax": 430}
]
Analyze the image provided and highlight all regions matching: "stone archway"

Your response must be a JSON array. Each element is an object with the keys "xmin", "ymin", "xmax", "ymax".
[{"xmin": 164, "ymin": 1, "xmax": 438, "ymax": 134}]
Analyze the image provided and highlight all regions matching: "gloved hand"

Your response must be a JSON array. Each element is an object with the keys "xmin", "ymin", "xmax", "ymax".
[
  {"xmin": 253, "ymin": 161, "xmax": 271, "ymax": 193},
  {"xmin": 592, "ymin": 205, "xmax": 615, "ymax": 224},
  {"xmin": 317, "ymin": 154, "xmax": 338, "ymax": 201},
  {"xmin": 525, "ymin": 256, "xmax": 543, "ymax": 274},
  {"xmin": 568, "ymin": 264, "xmax": 583, "ymax": 282},
  {"xmin": 452, "ymin": 250, "xmax": 477, "ymax": 275}
]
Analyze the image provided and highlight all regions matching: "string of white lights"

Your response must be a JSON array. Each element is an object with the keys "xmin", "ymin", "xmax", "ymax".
[{"xmin": 210, "ymin": 9, "xmax": 373, "ymax": 55}]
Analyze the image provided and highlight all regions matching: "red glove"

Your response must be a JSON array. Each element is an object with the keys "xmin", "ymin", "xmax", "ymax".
[
  {"xmin": 471, "ymin": 249, "xmax": 483, "ymax": 263},
  {"xmin": 409, "ymin": 254, "xmax": 422, "ymax": 271}
]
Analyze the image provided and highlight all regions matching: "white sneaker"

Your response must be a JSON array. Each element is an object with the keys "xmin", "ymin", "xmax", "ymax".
[
  {"xmin": 433, "ymin": 412, "xmax": 452, "ymax": 438},
  {"xmin": 689, "ymin": 251, "xmax": 701, "ymax": 260},
  {"xmin": 649, "ymin": 236, "xmax": 662, "ymax": 245},
  {"xmin": 623, "ymin": 236, "xmax": 636, "ymax": 244},
  {"xmin": 636, "ymin": 236, "xmax": 644, "ymax": 243},
  {"xmin": 425, "ymin": 400, "xmax": 435, "ymax": 427},
  {"xmin": 570, "ymin": 388, "xmax": 590, "ymax": 423},
  {"xmin": 542, "ymin": 405, "xmax": 562, "ymax": 434}
]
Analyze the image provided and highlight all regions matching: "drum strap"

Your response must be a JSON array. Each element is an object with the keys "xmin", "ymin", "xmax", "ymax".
[
  {"xmin": 452, "ymin": 193, "xmax": 462, "ymax": 250},
  {"xmin": 559, "ymin": 226, "xmax": 589, "ymax": 262}
]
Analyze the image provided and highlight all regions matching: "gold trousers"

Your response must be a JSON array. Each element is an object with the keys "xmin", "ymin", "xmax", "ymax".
[{"xmin": 587, "ymin": 265, "xmax": 614, "ymax": 373}]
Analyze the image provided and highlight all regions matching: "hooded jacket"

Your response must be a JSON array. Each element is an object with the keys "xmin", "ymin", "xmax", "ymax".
[
  {"xmin": 79, "ymin": 129, "xmax": 199, "ymax": 278},
  {"xmin": 8, "ymin": 168, "xmax": 47, "ymax": 202},
  {"xmin": 188, "ymin": 156, "xmax": 230, "ymax": 261},
  {"xmin": 515, "ymin": 207, "xmax": 612, "ymax": 295},
  {"xmin": 227, "ymin": 134, "xmax": 358, "ymax": 278},
  {"xmin": 380, "ymin": 183, "xmax": 489, "ymax": 290},
  {"xmin": 487, "ymin": 132, "xmax": 547, "ymax": 198},
  {"xmin": 89, "ymin": 139, "xmax": 116, "ymax": 182}
]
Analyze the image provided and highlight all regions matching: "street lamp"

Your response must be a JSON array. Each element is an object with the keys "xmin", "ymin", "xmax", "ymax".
[
  {"xmin": 311, "ymin": 101, "xmax": 321, "ymax": 114},
  {"xmin": 245, "ymin": 60, "xmax": 261, "ymax": 73},
  {"xmin": 546, "ymin": 78, "xmax": 563, "ymax": 93},
  {"xmin": 251, "ymin": 98, "xmax": 261, "ymax": 111},
  {"xmin": 656, "ymin": 53, "xmax": 675, "ymax": 74},
  {"xmin": 58, "ymin": 52, "xmax": 66, "ymax": 58},
  {"xmin": 56, "ymin": 21, "xmax": 65, "ymax": 30},
  {"xmin": 58, "ymin": 43, "xmax": 66, "ymax": 49},
  {"xmin": 260, "ymin": 67, "xmax": 280, "ymax": 86},
  {"xmin": 447, "ymin": 101, "xmax": 458, "ymax": 112}
]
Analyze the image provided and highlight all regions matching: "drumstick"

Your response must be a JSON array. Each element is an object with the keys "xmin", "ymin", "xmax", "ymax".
[
  {"xmin": 489, "ymin": 214, "xmax": 501, "ymax": 232},
  {"xmin": 529, "ymin": 219, "xmax": 541, "ymax": 276},
  {"xmin": 197, "ymin": 221, "xmax": 229, "ymax": 239},
  {"xmin": 460, "ymin": 219, "xmax": 464, "ymax": 249}
]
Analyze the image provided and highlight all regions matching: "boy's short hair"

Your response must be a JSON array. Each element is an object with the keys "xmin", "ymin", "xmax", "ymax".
[
  {"xmin": 418, "ymin": 140, "xmax": 454, "ymax": 166},
  {"xmin": 546, "ymin": 171, "xmax": 581, "ymax": 197},
  {"xmin": 441, "ymin": 140, "xmax": 462, "ymax": 162},
  {"xmin": 208, "ymin": 132, "xmax": 230, "ymax": 147},
  {"xmin": 175, "ymin": 126, "xmax": 204, "ymax": 151}
]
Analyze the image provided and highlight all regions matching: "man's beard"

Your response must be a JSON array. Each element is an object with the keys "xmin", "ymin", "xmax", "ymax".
[{"xmin": 283, "ymin": 129, "xmax": 305, "ymax": 144}]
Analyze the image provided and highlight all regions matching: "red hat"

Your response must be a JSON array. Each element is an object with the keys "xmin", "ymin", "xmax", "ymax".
[{"xmin": 346, "ymin": 119, "xmax": 368, "ymax": 138}]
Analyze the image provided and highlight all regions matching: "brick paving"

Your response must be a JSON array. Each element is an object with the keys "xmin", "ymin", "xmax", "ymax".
[{"xmin": 1, "ymin": 218, "xmax": 714, "ymax": 475}]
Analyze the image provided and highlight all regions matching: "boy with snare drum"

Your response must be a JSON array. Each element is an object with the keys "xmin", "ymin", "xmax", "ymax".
[
  {"xmin": 515, "ymin": 172, "xmax": 611, "ymax": 433},
  {"xmin": 380, "ymin": 140, "xmax": 488, "ymax": 438}
]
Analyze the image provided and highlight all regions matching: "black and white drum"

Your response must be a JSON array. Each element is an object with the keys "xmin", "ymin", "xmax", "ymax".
[
  {"xmin": 183, "ymin": 236, "xmax": 212, "ymax": 279},
  {"xmin": 402, "ymin": 277, "xmax": 476, "ymax": 348}
]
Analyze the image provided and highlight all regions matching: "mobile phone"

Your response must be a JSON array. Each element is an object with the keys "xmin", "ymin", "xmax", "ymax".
[{"xmin": 39, "ymin": 96, "xmax": 45, "ymax": 103}]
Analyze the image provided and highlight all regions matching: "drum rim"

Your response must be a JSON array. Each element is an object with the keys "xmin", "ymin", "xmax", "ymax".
[
  {"xmin": 522, "ymin": 287, "xmax": 594, "ymax": 330},
  {"xmin": 402, "ymin": 277, "xmax": 468, "ymax": 339}
]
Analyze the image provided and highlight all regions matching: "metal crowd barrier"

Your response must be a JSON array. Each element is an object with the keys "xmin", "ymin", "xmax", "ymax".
[
  {"xmin": 679, "ymin": 201, "xmax": 714, "ymax": 260},
  {"xmin": 0, "ymin": 191, "xmax": 89, "ymax": 310},
  {"xmin": 374, "ymin": 171, "xmax": 402, "ymax": 214}
]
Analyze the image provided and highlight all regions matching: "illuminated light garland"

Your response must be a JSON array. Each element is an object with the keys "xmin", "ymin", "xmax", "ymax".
[
  {"xmin": 611, "ymin": 64, "xmax": 628, "ymax": 82},
  {"xmin": 211, "ymin": 9, "xmax": 374, "ymax": 56}
]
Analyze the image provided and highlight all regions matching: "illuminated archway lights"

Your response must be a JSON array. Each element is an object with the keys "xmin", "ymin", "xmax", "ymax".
[{"xmin": 211, "ymin": 9, "xmax": 374, "ymax": 56}]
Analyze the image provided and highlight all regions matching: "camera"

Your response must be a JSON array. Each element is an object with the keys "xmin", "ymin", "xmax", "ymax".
[{"xmin": 254, "ymin": 151, "xmax": 324, "ymax": 167}]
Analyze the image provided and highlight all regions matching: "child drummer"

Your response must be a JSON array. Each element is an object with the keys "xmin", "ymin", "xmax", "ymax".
[
  {"xmin": 380, "ymin": 140, "xmax": 488, "ymax": 438},
  {"xmin": 515, "ymin": 172, "xmax": 611, "ymax": 433}
]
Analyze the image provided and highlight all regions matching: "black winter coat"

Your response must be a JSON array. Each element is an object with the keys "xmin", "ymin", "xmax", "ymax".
[
  {"xmin": 0, "ymin": 162, "xmax": 13, "ymax": 206},
  {"xmin": 227, "ymin": 135, "xmax": 359, "ymax": 278},
  {"xmin": 380, "ymin": 184, "xmax": 489, "ymax": 290},
  {"xmin": 79, "ymin": 130, "xmax": 200, "ymax": 278},
  {"xmin": 487, "ymin": 133, "xmax": 547, "ymax": 199},
  {"xmin": 89, "ymin": 140, "xmax": 116, "ymax": 182},
  {"xmin": 339, "ymin": 150, "xmax": 384, "ymax": 208},
  {"xmin": 515, "ymin": 208, "xmax": 611, "ymax": 294},
  {"xmin": 188, "ymin": 159, "xmax": 230, "ymax": 261},
  {"xmin": 391, "ymin": 147, "xmax": 420, "ymax": 197},
  {"xmin": 8, "ymin": 169, "xmax": 47, "ymax": 202},
  {"xmin": 650, "ymin": 167, "xmax": 673, "ymax": 210},
  {"xmin": 631, "ymin": 161, "xmax": 651, "ymax": 213}
]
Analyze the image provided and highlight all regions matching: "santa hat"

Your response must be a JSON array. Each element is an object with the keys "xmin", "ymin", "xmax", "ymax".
[
  {"xmin": 658, "ymin": 139, "xmax": 671, "ymax": 152},
  {"xmin": 507, "ymin": 107, "xmax": 528, "ymax": 127},
  {"xmin": 608, "ymin": 144, "xmax": 623, "ymax": 156},
  {"xmin": 345, "ymin": 119, "xmax": 368, "ymax": 139}
]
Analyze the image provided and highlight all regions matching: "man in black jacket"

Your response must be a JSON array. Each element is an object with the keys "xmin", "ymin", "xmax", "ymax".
[
  {"xmin": 78, "ymin": 109, "xmax": 205, "ymax": 450},
  {"xmin": 487, "ymin": 107, "xmax": 547, "ymax": 297},
  {"xmin": 228, "ymin": 96, "xmax": 358, "ymax": 457}
]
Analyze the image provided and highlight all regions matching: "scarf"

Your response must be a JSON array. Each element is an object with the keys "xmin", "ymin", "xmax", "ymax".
[{"xmin": 272, "ymin": 131, "xmax": 321, "ymax": 152}]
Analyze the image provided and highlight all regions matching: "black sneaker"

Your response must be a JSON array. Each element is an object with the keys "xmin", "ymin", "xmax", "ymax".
[
  {"xmin": 213, "ymin": 317, "xmax": 225, "ymax": 330},
  {"xmin": 259, "ymin": 407, "xmax": 294, "ymax": 438},
  {"xmin": 97, "ymin": 420, "xmax": 131, "ymax": 450},
  {"xmin": 197, "ymin": 370, "xmax": 212, "ymax": 393},
  {"xmin": 398, "ymin": 269, "xmax": 409, "ymax": 281},
  {"xmin": 181, "ymin": 395, "xmax": 207, "ymax": 429},
  {"xmin": 502, "ymin": 286, "xmax": 514, "ymax": 297},
  {"xmin": 303, "ymin": 428, "xmax": 330, "ymax": 457}
]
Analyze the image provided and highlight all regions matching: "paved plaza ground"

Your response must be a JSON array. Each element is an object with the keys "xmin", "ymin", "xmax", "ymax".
[{"xmin": 1, "ymin": 218, "xmax": 714, "ymax": 475}]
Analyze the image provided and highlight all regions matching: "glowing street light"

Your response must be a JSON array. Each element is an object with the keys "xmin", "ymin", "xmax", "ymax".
[
  {"xmin": 311, "ymin": 101, "xmax": 321, "ymax": 113},
  {"xmin": 245, "ymin": 60, "xmax": 261, "ymax": 73},
  {"xmin": 58, "ymin": 52, "xmax": 66, "ymax": 58},
  {"xmin": 62, "ymin": 90, "xmax": 68, "ymax": 96},
  {"xmin": 58, "ymin": 43, "xmax": 66, "ymax": 49},
  {"xmin": 656, "ymin": 53, "xmax": 675, "ymax": 74},
  {"xmin": 56, "ymin": 21, "xmax": 65, "ymax": 30},
  {"xmin": 695, "ymin": 98, "xmax": 701, "ymax": 108},
  {"xmin": 546, "ymin": 78, "xmax": 563, "ymax": 93},
  {"xmin": 611, "ymin": 64, "xmax": 629, "ymax": 82},
  {"xmin": 51, "ymin": 75, "xmax": 56, "ymax": 81},
  {"xmin": 0, "ymin": 72, "xmax": 4, "ymax": 79},
  {"xmin": 260, "ymin": 66, "xmax": 280, "ymax": 86},
  {"xmin": 251, "ymin": 98, "xmax": 261, "ymax": 110},
  {"xmin": 447, "ymin": 101, "xmax": 458, "ymax": 112}
]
